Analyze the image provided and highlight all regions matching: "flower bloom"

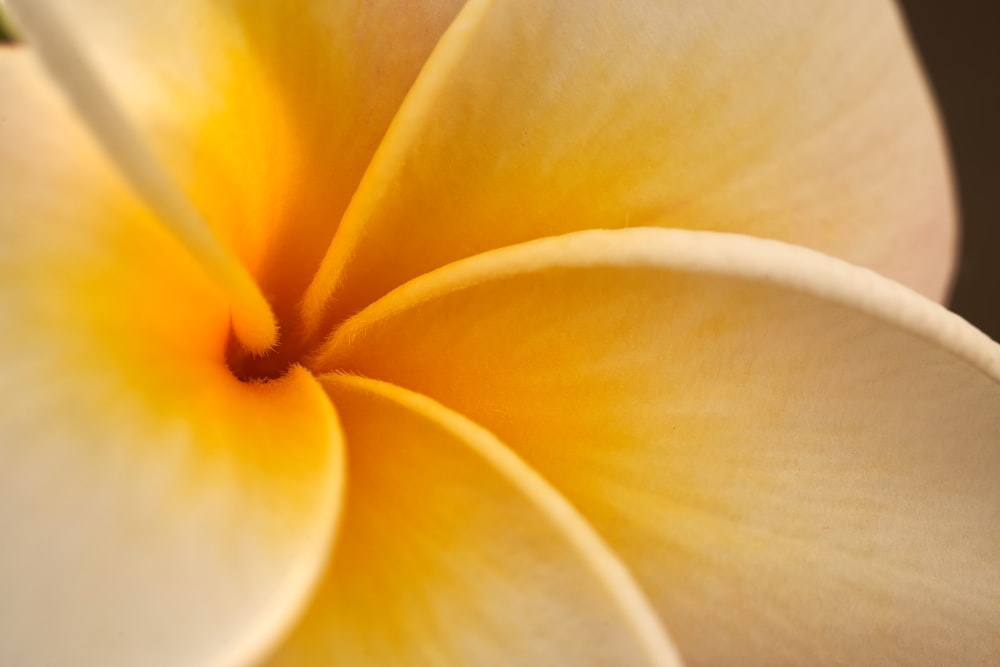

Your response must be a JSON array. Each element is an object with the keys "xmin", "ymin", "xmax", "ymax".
[{"xmin": 1, "ymin": 0, "xmax": 998, "ymax": 665}]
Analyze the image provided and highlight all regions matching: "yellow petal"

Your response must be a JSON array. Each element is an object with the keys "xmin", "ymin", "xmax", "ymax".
[
  {"xmin": 6, "ymin": 0, "xmax": 278, "ymax": 352},
  {"xmin": 320, "ymin": 228, "xmax": 1000, "ymax": 665},
  {"xmin": 0, "ymin": 52, "xmax": 345, "ymax": 667},
  {"xmin": 305, "ymin": 0, "xmax": 954, "ymax": 330},
  {"xmin": 264, "ymin": 374, "xmax": 682, "ymax": 667},
  {"xmin": 23, "ymin": 0, "xmax": 467, "ymax": 314}
]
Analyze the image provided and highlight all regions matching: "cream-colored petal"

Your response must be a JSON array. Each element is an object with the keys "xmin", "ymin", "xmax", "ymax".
[
  {"xmin": 304, "ymin": 0, "xmax": 953, "ymax": 331},
  {"xmin": 264, "ymin": 374, "xmax": 681, "ymax": 667},
  {"xmin": 6, "ymin": 0, "xmax": 278, "ymax": 352},
  {"xmin": 20, "ymin": 0, "xmax": 467, "ymax": 315},
  {"xmin": 0, "ymin": 51, "xmax": 345, "ymax": 667},
  {"xmin": 320, "ymin": 228, "xmax": 1000, "ymax": 666}
]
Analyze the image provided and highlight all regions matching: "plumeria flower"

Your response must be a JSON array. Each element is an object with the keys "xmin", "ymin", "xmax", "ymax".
[{"xmin": 1, "ymin": 0, "xmax": 998, "ymax": 665}]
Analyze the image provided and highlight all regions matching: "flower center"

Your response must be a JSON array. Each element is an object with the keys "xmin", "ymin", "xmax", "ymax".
[
  {"xmin": 225, "ymin": 337, "xmax": 297, "ymax": 383},
  {"xmin": 225, "ymin": 300, "xmax": 319, "ymax": 382}
]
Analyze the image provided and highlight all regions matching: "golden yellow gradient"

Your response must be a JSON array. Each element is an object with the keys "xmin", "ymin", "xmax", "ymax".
[
  {"xmin": 302, "ymin": 0, "xmax": 954, "ymax": 331},
  {"xmin": 320, "ymin": 229, "xmax": 1000, "ymax": 665},
  {"xmin": 32, "ymin": 0, "xmax": 468, "ymax": 318},
  {"xmin": 4, "ymin": 0, "xmax": 281, "ymax": 354},
  {"xmin": 0, "ymin": 51, "xmax": 345, "ymax": 667},
  {"xmin": 263, "ymin": 374, "xmax": 680, "ymax": 667},
  {"xmin": 2, "ymin": 1, "xmax": 998, "ymax": 666}
]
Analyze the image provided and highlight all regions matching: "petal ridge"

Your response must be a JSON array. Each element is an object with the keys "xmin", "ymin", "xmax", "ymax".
[
  {"xmin": 4, "ymin": 0, "xmax": 278, "ymax": 352},
  {"xmin": 267, "ymin": 372, "xmax": 683, "ymax": 667},
  {"xmin": 315, "ymin": 228, "xmax": 1000, "ymax": 380},
  {"xmin": 313, "ymin": 227, "xmax": 1000, "ymax": 665},
  {"xmin": 299, "ymin": 0, "xmax": 495, "ymax": 332},
  {"xmin": 303, "ymin": 0, "xmax": 955, "ymax": 329}
]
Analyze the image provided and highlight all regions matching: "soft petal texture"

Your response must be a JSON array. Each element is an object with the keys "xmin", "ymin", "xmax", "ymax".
[
  {"xmin": 5, "ymin": 0, "xmax": 278, "ymax": 352},
  {"xmin": 0, "ymin": 51, "xmax": 345, "ymax": 667},
  {"xmin": 317, "ymin": 228, "xmax": 1000, "ymax": 666},
  {"xmin": 264, "ymin": 374, "xmax": 681, "ymax": 667},
  {"xmin": 304, "ymin": 0, "xmax": 954, "ymax": 331},
  {"xmin": 28, "ymin": 0, "xmax": 467, "ymax": 314}
]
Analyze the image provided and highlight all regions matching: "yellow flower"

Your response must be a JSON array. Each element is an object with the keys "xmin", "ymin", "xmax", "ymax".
[{"xmin": 2, "ymin": 0, "xmax": 998, "ymax": 665}]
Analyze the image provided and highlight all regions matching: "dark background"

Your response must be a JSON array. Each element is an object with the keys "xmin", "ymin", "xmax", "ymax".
[
  {"xmin": 1, "ymin": 5, "xmax": 996, "ymax": 339},
  {"xmin": 901, "ymin": 0, "xmax": 999, "ymax": 340}
]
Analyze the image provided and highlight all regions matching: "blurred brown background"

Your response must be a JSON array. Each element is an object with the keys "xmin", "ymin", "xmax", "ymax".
[{"xmin": 901, "ymin": 0, "xmax": 999, "ymax": 340}]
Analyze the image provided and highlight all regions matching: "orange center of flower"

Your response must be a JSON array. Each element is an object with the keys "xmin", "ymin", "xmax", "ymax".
[
  {"xmin": 224, "ymin": 290, "xmax": 327, "ymax": 382},
  {"xmin": 225, "ymin": 335, "xmax": 298, "ymax": 383}
]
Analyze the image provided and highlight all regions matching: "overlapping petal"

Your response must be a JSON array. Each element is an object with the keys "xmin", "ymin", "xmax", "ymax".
[
  {"xmin": 1, "ymin": 1, "xmax": 989, "ymax": 665},
  {"xmin": 24, "ymin": 0, "xmax": 467, "ymax": 314},
  {"xmin": 317, "ymin": 228, "xmax": 1000, "ymax": 666},
  {"xmin": 264, "ymin": 375, "xmax": 681, "ymax": 667},
  {"xmin": 0, "ymin": 51, "xmax": 345, "ymax": 667},
  {"xmin": 304, "ymin": 0, "xmax": 954, "ymax": 330}
]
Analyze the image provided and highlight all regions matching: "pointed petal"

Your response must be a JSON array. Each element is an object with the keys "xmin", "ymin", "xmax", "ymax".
[
  {"xmin": 264, "ymin": 374, "xmax": 681, "ymax": 667},
  {"xmin": 320, "ymin": 228, "xmax": 1000, "ymax": 666},
  {"xmin": 306, "ymin": 0, "xmax": 954, "ymax": 328},
  {"xmin": 0, "ymin": 51, "xmax": 345, "ymax": 667},
  {"xmin": 24, "ymin": 0, "xmax": 467, "ymax": 312}
]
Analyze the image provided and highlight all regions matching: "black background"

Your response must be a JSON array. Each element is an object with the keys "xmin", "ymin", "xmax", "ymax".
[{"xmin": 901, "ymin": 0, "xmax": 999, "ymax": 340}]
